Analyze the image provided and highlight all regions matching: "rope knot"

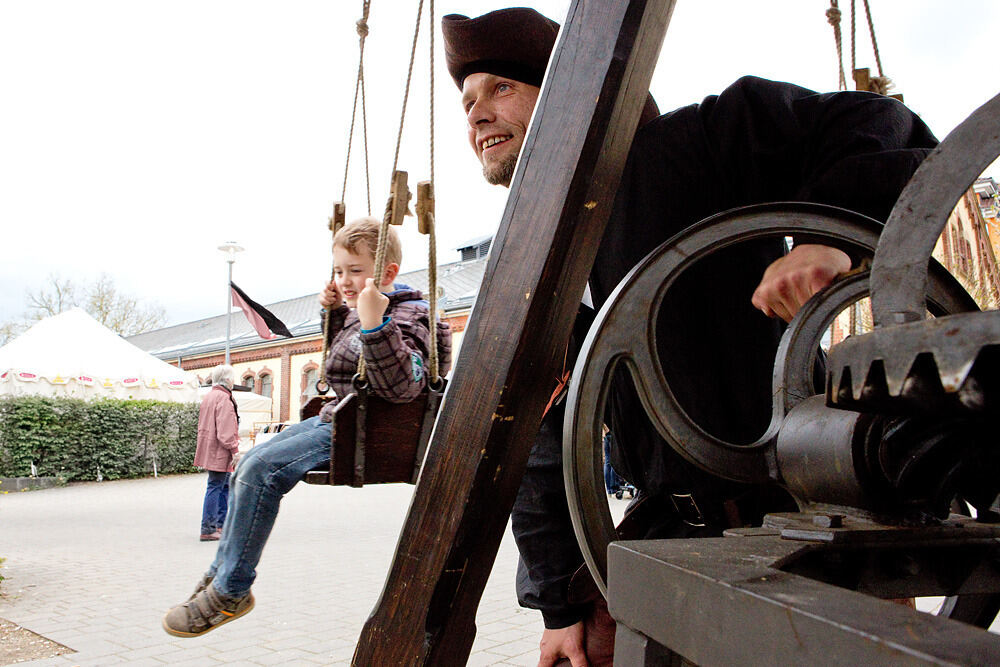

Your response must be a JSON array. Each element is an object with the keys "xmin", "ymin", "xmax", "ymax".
[
  {"xmin": 356, "ymin": 18, "xmax": 369, "ymax": 38},
  {"xmin": 825, "ymin": 7, "xmax": 841, "ymax": 25},
  {"xmin": 870, "ymin": 76, "xmax": 893, "ymax": 96}
]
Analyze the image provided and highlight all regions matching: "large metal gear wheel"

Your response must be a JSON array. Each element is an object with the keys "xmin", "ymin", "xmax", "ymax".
[
  {"xmin": 562, "ymin": 203, "xmax": 975, "ymax": 596},
  {"xmin": 827, "ymin": 91, "xmax": 1000, "ymax": 417}
]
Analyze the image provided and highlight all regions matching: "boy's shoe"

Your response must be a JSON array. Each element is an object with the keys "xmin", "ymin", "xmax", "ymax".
[
  {"xmin": 187, "ymin": 574, "xmax": 214, "ymax": 601},
  {"xmin": 162, "ymin": 585, "xmax": 254, "ymax": 637},
  {"xmin": 199, "ymin": 530, "xmax": 221, "ymax": 542}
]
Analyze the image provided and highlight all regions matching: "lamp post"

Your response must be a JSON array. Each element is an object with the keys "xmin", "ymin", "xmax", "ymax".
[{"xmin": 218, "ymin": 242, "xmax": 244, "ymax": 365}]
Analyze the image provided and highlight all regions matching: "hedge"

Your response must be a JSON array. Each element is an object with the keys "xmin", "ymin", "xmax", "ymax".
[{"xmin": 0, "ymin": 396, "xmax": 199, "ymax": 481}]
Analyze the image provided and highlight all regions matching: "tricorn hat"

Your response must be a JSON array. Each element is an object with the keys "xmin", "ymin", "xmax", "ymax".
[
  {"xmin": 442, "ymin": 8, "xmax": 558, "ymax": 90},
  {"xmin": 442, "ymin": 7, "xmax": 659, "ymax": 125}
]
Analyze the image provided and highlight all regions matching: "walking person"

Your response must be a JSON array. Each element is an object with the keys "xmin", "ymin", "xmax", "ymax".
[{"xmin": 195, "ymin": 364, "xmax": 240, "ymax": 542}]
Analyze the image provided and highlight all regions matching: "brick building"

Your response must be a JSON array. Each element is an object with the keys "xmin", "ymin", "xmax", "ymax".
[
  {"xmin": 128, "ymin": 249, "xmax": 488, "ymax": 425},
  {"xmin": 830, "ymin": 178, "xmax": 1000, "ymax": 344}
]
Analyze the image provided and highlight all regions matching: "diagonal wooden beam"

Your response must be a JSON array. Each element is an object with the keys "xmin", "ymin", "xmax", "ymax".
[{"xmin": 354, "ymin": 1, "xmax": 676, "ymax": 663}]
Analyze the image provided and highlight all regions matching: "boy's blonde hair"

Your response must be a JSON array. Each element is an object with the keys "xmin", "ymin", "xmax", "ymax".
[{"xmin": 333, "ymin": 216, "xmax": 403, "ymax": 268}]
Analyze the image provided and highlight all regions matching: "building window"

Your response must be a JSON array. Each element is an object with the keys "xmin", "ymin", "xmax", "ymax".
[
  {"xmin": 259, "ymin": 373, "xmax": 273, "ymax": 399},
  {"xmin": 241, "ymin": 372, "xmax": 255, "ymax": 390},
  {"xmin": 304, "ymin": 367, "xmax": 319, "ymax": 397}
]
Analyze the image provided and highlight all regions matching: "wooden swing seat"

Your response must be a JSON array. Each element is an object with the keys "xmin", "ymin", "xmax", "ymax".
[{"xmin": 301, "ymin": 384, "xmax": 444, "ymax": 487}]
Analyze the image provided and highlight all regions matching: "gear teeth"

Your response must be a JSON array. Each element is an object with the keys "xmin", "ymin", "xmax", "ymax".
[{"xmin": 827, "ymin": 311, "xmax": 1000, "ymax": 416}]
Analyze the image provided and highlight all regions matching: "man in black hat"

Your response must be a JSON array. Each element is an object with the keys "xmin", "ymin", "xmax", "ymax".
[{"xmin": 443, "ymin": 8, "xmax": 936, "ymax": 665}]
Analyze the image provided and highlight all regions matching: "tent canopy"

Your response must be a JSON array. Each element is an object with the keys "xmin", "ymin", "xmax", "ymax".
[{"xmin": 0, "ymin": 308, "xmax": 198, "ymax": 403}]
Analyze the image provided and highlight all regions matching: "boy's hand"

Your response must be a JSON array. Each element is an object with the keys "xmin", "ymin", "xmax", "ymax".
[
  {"xmin": 358, "ymin": 278, "xmax": 389, "ymax": 330},
  {"xmin": 319, "ymin": 280, "xmax": 342, "ymax": 309}
]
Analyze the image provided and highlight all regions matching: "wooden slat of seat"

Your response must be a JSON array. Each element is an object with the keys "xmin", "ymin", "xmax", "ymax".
[{"xmin": 302, "ymin": 391, "xmax": 430, "ymax": 486}]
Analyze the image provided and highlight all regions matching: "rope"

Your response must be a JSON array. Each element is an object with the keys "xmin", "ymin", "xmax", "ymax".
[
  {"xmin": 321, "ymin": 1, "xmax": 372, "ymax": 387},
  {"xmin": 339, "ymin": 0, "xmax": 372, "ymax": 210},
  {"xmin": 829, "ymin": 0, "xmax": 893, "ymax": 96},
  {"xmin": 826, "ymin": 1, "xmax": 847, "ymax": 91},
  {"xmin": 427, "ymin": 0, "xmax": 439, "ymax": 382},
  {"xmin": 371, "ymin": 0, "xmax": 425, "ymax": 287},
  {"xmin": 361, "ymin": 0, "xmax": 427, "ymax": 383},
  {"xmin": 862, "ymin": 0, "xmax": 884, "ymax": 77},
  {"xmin": 850, "ymin": 0, "xmax": 856, "ymax": 77},
  {"xmin": 861, "ymin": 0, "xmax": 893, "ymax": 94}
]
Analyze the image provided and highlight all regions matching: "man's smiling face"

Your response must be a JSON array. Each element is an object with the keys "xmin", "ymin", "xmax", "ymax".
[{"xmin": 462, "ymin": 72, "xmax": 540, "ymax": 187}]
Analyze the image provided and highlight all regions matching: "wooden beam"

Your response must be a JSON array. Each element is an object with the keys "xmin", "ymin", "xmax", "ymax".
[{"xmin": 353, "ymin": 1, "xmax": 676, "ymax": 663}]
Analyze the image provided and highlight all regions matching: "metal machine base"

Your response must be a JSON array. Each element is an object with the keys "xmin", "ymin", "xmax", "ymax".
[{"xmin": 607, "ymin": 518, "xmax": 1000, "ymax": 665}]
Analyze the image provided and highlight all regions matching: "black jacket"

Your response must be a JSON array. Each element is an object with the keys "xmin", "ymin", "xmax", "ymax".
[{"xmin": 511, "ymin": 76, "xmax": 938, "ymax": 628}]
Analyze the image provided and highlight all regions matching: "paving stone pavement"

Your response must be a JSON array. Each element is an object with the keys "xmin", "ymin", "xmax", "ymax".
[{"xmin": 1, "ymin": 473, "xmax": 613, "ymax": 666}]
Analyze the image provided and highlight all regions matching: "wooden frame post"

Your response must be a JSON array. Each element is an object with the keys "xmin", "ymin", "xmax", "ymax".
[{"xmin": 354, "ymin": 1, "xmax": 676, "ymax": 663}]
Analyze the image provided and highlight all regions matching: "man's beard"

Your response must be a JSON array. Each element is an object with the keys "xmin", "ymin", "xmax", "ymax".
[{"xmin": 483, "ymin": 153, "xmax": 517, "ymax": 187}]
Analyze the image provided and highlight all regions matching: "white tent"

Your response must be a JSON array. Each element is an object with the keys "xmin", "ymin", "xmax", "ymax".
[{"xmin": 0, "ymin": 308, "xmax": 198, "ymax": 403}]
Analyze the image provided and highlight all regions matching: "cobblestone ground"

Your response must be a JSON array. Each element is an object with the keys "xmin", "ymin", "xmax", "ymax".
[{"xmin": 0, "ymin": 474, "xmax": 568, "ymax": 666}]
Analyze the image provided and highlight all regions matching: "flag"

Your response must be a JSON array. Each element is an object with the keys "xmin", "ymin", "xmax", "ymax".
[{"xmin": 230, "ymin": 282, "xmax": 293, "ymax": 339}]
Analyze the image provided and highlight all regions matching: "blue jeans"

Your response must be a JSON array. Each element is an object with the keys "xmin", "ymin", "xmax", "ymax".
[
  {"xmin": 603, "ymin": 432, "xmax": 623, "ymax": 494},
  {"xmin": 206, "ymin": 416, "xmax": 331, "ymax": 597},
  {"xmin": 200, "ymin": 471, "xmax": 231, "ymax": 534}
]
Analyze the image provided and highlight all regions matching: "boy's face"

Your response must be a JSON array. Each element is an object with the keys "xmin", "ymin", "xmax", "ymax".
[{"xmin": 333, "ymin": 242, "xmax": 377, "ymax": 308}]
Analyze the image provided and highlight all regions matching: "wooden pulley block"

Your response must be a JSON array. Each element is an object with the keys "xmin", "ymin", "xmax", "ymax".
[
  {"xmin": 329, "ymin": 202, "xmax": 346, "ymax": 234},
  {"xmin": 388, "ymin": 170, "xmax": 412, "ymax": 226},
  {"xmin": 416, "ymin": 181, "xmax": 434, "ymax": 235}
]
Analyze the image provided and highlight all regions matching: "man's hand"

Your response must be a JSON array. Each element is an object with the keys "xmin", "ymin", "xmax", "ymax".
[
  {"xmin": 357, "ymin": 278, "xmax": 389, "ymax": 330},
  {"xmin": 538, "ymin": 599, "xmax": 616, "ymax": 667},
  {"xmin": 538, "ymin": 622, "xmax": 587, "ymax": 667},
  {"xmin": 319, "ymin": 280, "xmax": 341, "ymax": 310},
  {"xmin": 751, "ymin": 244, "xmax": 851, "ymax": 322}
]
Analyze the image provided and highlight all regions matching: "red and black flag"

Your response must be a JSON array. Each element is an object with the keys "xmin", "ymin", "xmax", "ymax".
[{"xmin": 230, "ymin": 282, "xmax": 293, "ymax": 339}]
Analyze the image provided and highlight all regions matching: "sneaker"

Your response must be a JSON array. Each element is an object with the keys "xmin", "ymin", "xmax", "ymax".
[
  {"xmin": 187, "ymin": 574, "xmax": 214, "ymax": 601},
  {"xmin": 162, "ymin": 585, "xmax": 254, "ymax": 637},
  {"xmin": 199, "ymin": 530, "xmax": 222, "ymax": 542}
]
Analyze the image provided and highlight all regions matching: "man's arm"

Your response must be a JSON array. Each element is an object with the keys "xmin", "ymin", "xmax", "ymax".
[{"xmin": 512, "ymin": 407, "xmax": 593, "ymax": 626}]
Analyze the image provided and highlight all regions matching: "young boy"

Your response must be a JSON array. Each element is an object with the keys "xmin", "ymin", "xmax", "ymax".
[{"xmin": 162, "ymin": 216, "xmax": 452, "ymax": 637}]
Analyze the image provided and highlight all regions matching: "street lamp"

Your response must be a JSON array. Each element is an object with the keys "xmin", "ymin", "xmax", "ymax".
[{"xmin": 218, "ymin": 242, "xmax": 244, "ymax": 365}]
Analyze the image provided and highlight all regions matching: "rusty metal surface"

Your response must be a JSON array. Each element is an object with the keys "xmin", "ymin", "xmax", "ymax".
[
  {"xmin": 608, "ymin": 535, "xmax": 1000, "ymax": 665},
  {"xmin": 827, "ymin": 311, "xmax": 1000, "ymax": 415}
]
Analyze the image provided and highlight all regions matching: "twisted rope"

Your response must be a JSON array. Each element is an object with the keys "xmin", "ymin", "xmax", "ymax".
[
  {"xmin": 826, "ymin": 1, "xmax": 847, "ymax": 91},
  {"xmin": 426, "ymin": 0, "xmax": 439, "ymax": 381},
  {"xmin": 861, "ymin": 0, "xmax": 893, "ymax": 94},
  {"xmin": 361, "ymin": 0, "xmax": 427, "ymax": 383},
  {"xmin": 322, "ymin": 1, "xmax": 372, "ymax": 385}
]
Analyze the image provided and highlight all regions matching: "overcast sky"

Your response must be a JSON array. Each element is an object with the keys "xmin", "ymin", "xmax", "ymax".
[{"xmin": 3, "ymin": 1, "xmax": 998, "ymax": 328}]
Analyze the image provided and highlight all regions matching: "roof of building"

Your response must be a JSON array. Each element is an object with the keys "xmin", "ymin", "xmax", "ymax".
[{"xmin": 128, "ymin": 256, "xmax": 487, "ymax": 361}]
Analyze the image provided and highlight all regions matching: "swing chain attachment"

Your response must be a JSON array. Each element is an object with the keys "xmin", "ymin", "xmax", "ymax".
[{"xmin": 352, "ymin": 372, "xmax": 371, "ymax": 392}]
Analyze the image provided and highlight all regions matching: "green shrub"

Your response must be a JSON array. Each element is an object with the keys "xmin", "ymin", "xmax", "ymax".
[{"xmin": 0, "ymin": 396, "xmax": 199, "ymax": 481}]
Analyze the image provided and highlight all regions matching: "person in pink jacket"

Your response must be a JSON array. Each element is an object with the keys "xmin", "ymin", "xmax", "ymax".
[{"xmin": 194, "ymin": 365, "xmax": 240, "ymax": 542}]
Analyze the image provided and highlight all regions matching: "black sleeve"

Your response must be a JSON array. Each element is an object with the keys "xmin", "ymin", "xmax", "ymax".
[
  {"xmin": 512, "ymin": 75, "xmax": 938, "ymax": 625},
  {"xmin": 512, "ymin": 405, "xmax": 591, "ymax": 629}
]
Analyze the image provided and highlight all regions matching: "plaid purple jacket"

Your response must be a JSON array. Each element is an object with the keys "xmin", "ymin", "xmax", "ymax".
[{"xmin": 318, "ymin": 286, "xmax": 452, "ymax": 422}]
